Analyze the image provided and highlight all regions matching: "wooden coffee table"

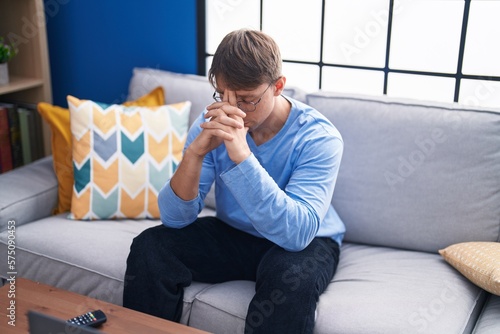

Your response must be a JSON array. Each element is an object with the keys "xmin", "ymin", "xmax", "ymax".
[{"xmin": 0, "ymin": 277, "xmax": 211, "ymax": 333}]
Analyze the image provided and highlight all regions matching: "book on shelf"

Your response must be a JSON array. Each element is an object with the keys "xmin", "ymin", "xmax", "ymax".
[
  {"xmin": 0, "ymin": 106, "xmax": 13, "ymax": 173},
  {"xmin": 18, "ymin": 105, "xmax": 45, "ymax": 165},
  {"xmin": 0, "ymin": 101, "xmax": 45, "ymax": 173},
  {"xmin": 0, "ymin": 102, "xmax": 23, "ymax": 168},
  {"xmin": 18, "ymin": 107, "xmax": 33, "ymax": 165}
]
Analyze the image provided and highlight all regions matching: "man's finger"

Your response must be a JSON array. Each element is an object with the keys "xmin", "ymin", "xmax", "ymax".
[{"xmin": 225, "ymin": 89, "xmax": 238, "ymax": 107}]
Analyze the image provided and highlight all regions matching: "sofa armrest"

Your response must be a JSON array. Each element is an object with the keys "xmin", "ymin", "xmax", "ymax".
[
  {"xmin": 473, "ymin": 294, "xmax": 500, "ymax": 334},
  {"xmin": 0, "ymin": 156, "xmax": 58, "ymax": 232}
]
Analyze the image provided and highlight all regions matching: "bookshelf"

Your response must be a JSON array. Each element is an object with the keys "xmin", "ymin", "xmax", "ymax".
[{"xmin": 0, "ymin": 0, "xmax": 52, "ymax": 161}]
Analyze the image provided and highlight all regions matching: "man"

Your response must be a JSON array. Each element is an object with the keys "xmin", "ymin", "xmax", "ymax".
[{"xmin": 123, "ymin": 29, "xmax": 345, "ymax": 334}]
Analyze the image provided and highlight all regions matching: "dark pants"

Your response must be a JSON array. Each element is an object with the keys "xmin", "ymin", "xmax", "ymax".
[{"xmin": 123, "ymin": 217, "xmax": 340, "ymax": 334}]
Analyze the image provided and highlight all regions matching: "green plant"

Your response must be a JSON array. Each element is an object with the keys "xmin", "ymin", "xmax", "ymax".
[{"xmin": 0, "ymin": 37, "xmax": 18, "ymax": 64}]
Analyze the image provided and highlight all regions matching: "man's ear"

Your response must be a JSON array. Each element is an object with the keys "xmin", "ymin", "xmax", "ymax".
[{"xmin": 274, "ymin": 76, "xmax": 287, "ymax": 96}]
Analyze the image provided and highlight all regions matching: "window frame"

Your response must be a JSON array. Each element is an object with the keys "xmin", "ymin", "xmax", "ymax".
[{"xmin": 198, "ymin": 0, "xmax": 500, "ymax": 104}]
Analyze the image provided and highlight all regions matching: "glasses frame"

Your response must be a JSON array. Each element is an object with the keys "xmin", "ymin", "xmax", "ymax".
[{"xmin": 212, "ymin": 82, "xmax": 274, "ymax": 112}]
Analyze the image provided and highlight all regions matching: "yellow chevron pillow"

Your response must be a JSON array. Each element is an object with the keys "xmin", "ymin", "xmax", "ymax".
[
  {"xmin": 38, "ymin": 86, "xmax": 165, "ymax": 215},
  {"xmin": 67, "ymin": 95, "xmax": 191, "ymax": 220}
]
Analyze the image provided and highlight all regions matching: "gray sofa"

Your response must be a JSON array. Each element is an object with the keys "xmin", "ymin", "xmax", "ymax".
[{"xmin": 1, "ymin": 68, "xmax": 499, "ymax": 334}]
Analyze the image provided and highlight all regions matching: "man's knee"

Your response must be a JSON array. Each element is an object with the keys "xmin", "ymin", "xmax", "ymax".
[
  {"xmin": 129, "ymin": 225, "xmax": 168, "ymax": 256},
  {"xmin": 260, "ymin": 244, "xmax": 337, "ymax": 295}
]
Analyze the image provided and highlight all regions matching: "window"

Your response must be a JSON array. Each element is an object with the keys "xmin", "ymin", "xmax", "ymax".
[{"xmin": 200, "ymin": 0, "xmax": 500, "ymax": 108}]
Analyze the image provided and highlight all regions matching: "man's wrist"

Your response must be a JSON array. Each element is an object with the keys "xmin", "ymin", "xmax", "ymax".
[
  {"xmin": 231, "ymin": 150, "xmax": 251, "ymax": 165},
  {"xmin": 184, "ymin": 146, "xmax": 206, "ymax": 161}
]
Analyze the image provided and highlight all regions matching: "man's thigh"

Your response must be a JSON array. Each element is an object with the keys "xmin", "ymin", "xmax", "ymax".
[
  {"xmin": 156, "ymin": 217, "xmax": 273, "ymax": 283},
  {"xmin": 255, "ymin": 238, "xmax": 340, "ymax": 293}
]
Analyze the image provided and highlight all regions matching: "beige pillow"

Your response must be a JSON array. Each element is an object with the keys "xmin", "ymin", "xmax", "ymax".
[{"xmin": 439, "ymin": 242, "xmax": 500, "ymax": 296}]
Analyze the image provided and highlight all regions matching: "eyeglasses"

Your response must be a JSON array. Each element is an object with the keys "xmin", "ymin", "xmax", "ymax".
[{"xmin": 212, "ymin": 82, "xmax": 273, "ymax": 112}]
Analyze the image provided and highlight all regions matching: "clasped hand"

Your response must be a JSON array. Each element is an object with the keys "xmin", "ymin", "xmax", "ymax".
[{"xmin": 193, "ymin": 90, "xmax": 251, "ymax": 164}]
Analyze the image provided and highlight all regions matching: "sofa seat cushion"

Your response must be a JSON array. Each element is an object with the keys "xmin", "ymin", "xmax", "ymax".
[
  {"xmin": 0, "ymin": 209, "xmax": 215, "ymax": 312},
  {"xmin": 315, "ymin": 243, "xmax": 486, "ymax": 334},
  {"xmin": 183, "ymin": 243, "xmax": 487, "ymax": 334},
  {"xmin": 0, "ymin": 218, "xmax": 488, "ymax": 334},
  {"xmin": 188, "ymin": 280, "xmax": 255, "ymax": 333}
]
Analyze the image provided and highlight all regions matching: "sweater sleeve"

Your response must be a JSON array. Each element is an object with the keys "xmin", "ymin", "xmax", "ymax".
[
  {"xmin": 158, "ymin": 112, "xmax": 215, "ymax": 228},
  {"xmin": 220, "ymin": 135, "xmax": 343, "ymax": 252}
]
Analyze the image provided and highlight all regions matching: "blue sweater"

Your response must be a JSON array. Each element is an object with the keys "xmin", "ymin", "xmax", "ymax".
[{"xmin": 159, "ymin": 97, "xmax": 345, "ymax": 251}]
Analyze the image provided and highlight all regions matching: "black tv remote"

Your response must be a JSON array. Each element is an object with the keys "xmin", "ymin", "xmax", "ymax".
[{"xmin": 67, "ymin": 309, "xmax": 107, "ymax": 327}]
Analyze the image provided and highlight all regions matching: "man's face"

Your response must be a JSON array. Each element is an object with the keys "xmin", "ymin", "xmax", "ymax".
[{"xmin": 213, "ymin": 80, "xmax": 277, "ymax": 131}]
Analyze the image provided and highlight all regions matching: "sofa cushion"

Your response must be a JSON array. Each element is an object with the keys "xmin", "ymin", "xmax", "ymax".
[
  {"xmin": 188, "ymin": 280, "xmax": 255, "ymax": 334},
  {"xmin": 0, "ymin": 156, "xmax": 57, "ymax": 232},
  {"xmin": 307, "ymin": 92, "xmax": 500, "ymax": 253},
  {"xmin": 314, "ymin": 243, "xmax": 486, "ymax": 334},
  {"xmin": 440, "ymin": 242, "xmax": 500, "ymax": 296},
  {"xmin": 128, "ymin": 68, "xmax": 214, "ymax": 127},
  {"xmin": 0, "ymin": 209, "xmax": 215, "ymax": 308},
  {"xmin": 37, "ymin": 87, "xmax": 166, "ymax": 214},
  {"xmin": 170, "ymin": 243, "xmax": 486, "ymax": 334},
  {"xmin": 0, "ymin": 218, "xmax": 487, "ymax": 334},
  {"xmin": 67, "ymin": 96, "xmax": 191, "ymax": 219}
]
